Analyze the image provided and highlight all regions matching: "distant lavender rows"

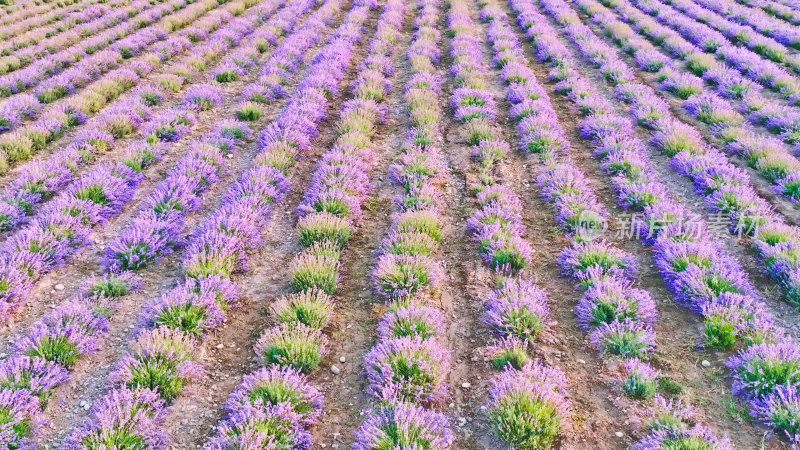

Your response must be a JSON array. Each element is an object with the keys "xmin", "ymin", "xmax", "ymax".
[
  {"xmin": 0, "ymin": 0, "xmax": 351, "ymax": 446},
  {"xmin": 480, "ymin": 0, "xmax": 732, "ymax": 447},
  {"xmin": 60, "ymin": 1, "xmax": 379, "ymax": 448},
  {"xmin": 511, "ymin": 0, "xmax": 800, "ymax": 445},
  {"xmin": 574, "ymin": 1, "xmax": 800, "ymax": 213},
  {"xmin": 0, "ymin": 0, "xmax": 237, "ymax": 170},
  {"xmin": 1, "ymin": 0, "xmax": 155, "ymax": 75},
  {"xmin": 0, "ymin": 0, "xmax": 268, "ymax": 237},
  {"xmin": 584, "ymin": 0, "xmax": 800, "ymax": 200},
  {"xmin": 0, "ymin": 0, "xmax": 288, "ymax": 322},
  {"xmin": 0, "ymin": 0, "xmax": 99, "ymax": 39},
  {"xmin": 537, "ymin": 0, "xmax": 800, "ymax": 322}
]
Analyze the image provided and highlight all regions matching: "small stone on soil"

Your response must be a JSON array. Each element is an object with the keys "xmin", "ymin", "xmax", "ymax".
[
  {"xmin": 701, "ymin": 360, "xmax": 710, "ymax": 367},
  {"xmin": 330, "ymin": 365, "xmax": 340, "ymax": 374},
  {"xmin": 339, "ymin": 356, "xmax": 346, "ymax": 363},
  {"xmin": 215, "ymin": 343, "xmax": 224, "ymax": 349},
  {"xmin": 457, "ymin": 417, "xmax": 467, "ymax": 427},
  {"xmin": 55, "ymin": 284, "xmax": 64, "ymax": 290},
  {"xmin": 615, "ymin": 432, "xmax": 624, "ymax": 438},
  {"xmin": 461, "ymin": 382, "xmax": 471, "ymax": 388}
]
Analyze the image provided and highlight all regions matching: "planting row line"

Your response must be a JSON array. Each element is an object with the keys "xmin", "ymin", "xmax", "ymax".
[
  {"xmin": 348, "ymin": 0, "xmax": 459, "ymax": 447},
  {"xmin": 450, "ymin": 0, "xmax": 575, "ymax": 448},
  {"xmin": 0, "ymin": 0, "xmax": 274, "ymax": 240},
  {"xmin": 480, "ymin": 0, "xmax": 734, "ymax": 447},
  {"xmin": 1, "ymin": 0, "xmax": 148, "ymax": 72},
  {"xmin": 573, "ymin": 2, "xmax": 800, "ymax": 212},
  {"xmin": 511, "ymin": 0, "xmax": 800, "ymax": 445},
  {"xmin": 210, "ymin": 0, "xmax": 411, "ymax": 447},
  {"xmin": 543, "ymin": 0, "xmax": 800, "ymax": 316},
  {"xmin": 0, "ymin": 0, "xmax": 294, "ymax": 323},
  {"xmin": 0, "ymin": 0, "xmax": 347, "ymax": 446}
]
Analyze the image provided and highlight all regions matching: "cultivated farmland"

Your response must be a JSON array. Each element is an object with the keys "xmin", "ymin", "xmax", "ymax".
[{"xmin": 2, "ymin": 0, "xmax": 800, "ymax": 447}]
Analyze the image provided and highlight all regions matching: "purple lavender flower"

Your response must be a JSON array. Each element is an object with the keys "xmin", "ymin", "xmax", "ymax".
[
  {"xmin": 0, "ymin": 388, "xmax": 42, "ymax": 449},
  {"xmin": 204, "ymin": 402, "xmax": 312, "ymax": 450},
  {"xmin": 372, "ymin": 254, "xmax": 444, "ymax": 301},
  {"xmin": 622, "ymin": 359, "xmax": 659, "ymax": 399},
  {"xmin": 486, "ymin": 362, "xmax": 569, "ymax": 449},
  {"xmin": 111, "ymin": 327, "xmax": 202, "ymax": 402},
  {"xmin": 255, "ymin": 323, "xmax": 327, "ymax": 373},
  {"xmin": 751, "ymin": 384, "xmax": 800, "ymax": 446},
  {"xmin": 184, "ymin": 84, "xmax": 224, "ymax": 111},
  {"xmin": 558, "ymin": 240, "xmax": 637, "ymax": 283},
  {"xmin": 484, "ymin": 277, "xmax": 549, "ymax": 340},
  {"xmin": 589, "ymin": 319, "xmax": 656, "ymax": 358},
  {"xmin": 363, "ymin": 336, "xmax": 451, "ymax": 404},
  {"xmin": 633, "ymin": 424, "xmax": 733, "ymax": 450},
  {"xmin": 62, "ymin": 387, "xmax": 168, "ymax": 449},
  {"xmin": 0, "ymin": 355, "xmax": 69, "ymax": 399},
  {"xmin": 377, "ymin": 302, "xmax": 446, "ymax": 341},
  {"xmin": 353, "ymin": 402, "xmax": 454, "ymax": 450},
  {"xmin": 225, "ymin": 366, "xmax": 324, "ymax": 426},
  {"xmin": 140, "ymin": 283, "xmax": 226, "ymax": 338},
  {"xmin": 727, "ymin": 339, "xmax": 800, "ymax": 398},
  {"xmin": 575, "ymin": 277, "xmax": 657, "ymax": 331}
]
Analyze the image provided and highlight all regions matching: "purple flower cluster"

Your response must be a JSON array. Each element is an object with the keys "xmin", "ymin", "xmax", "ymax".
[{"xmin": 486, "ymin": 362, "xmax": 570, "ymax": 449}]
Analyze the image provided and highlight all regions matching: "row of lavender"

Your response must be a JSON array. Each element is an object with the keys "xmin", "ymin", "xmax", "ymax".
[
  {"xmin": 443, "ymin": 0, "xmax": 577, "ymax": 448},
  {"xmin": 206, "ymin": 0, "xmax": 412, "ymax": 447},
  {"xmin": 541, "ymin": 0, "xmax": 800, "ymax": 319},
  {"xmin": 479, "ymin": 0, "xmax": 735, "ymax": 447},
  {"xmin": 193, "ymin": 2, "xmax": 376, "ymax": 446},
  {"xmin": 0, "ymin": 0, "xmax": 238, "ymax": 172},
  {"xmin": 0, "ymin": 0, "xmax": 310, "ymax": 445},
  {"xmin": 348, "ymin": 0, "xmax": 458, "ymax": 447},
  {"xmin": 0, "ymin": 0, "xmax": 285, "ymax": 320},
  {"xmin": 511, "ymin": 0, "xmax": 800, "ymax": 445}
]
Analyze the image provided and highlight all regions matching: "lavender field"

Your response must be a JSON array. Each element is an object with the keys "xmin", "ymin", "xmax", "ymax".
[{"xmin": 3, "ymin": 0, "xmax": 800, "ymax": 447}]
